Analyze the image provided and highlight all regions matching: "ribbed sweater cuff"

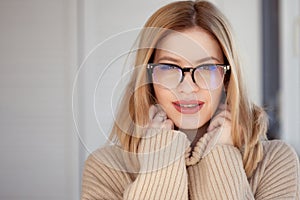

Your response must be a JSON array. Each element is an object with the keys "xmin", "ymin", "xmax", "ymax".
[
  {"xmin": 188, "ymin": 145, "xmax": 254, "ymax": 200},
  {"xmin": 123, "ymin": 130, "xmax": 189, "ymax": 199}
]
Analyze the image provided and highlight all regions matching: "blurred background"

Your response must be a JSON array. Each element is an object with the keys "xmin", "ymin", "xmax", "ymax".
[{"xmin": 0, "ymin": 0, "xmax": 299, "ymax": 199}]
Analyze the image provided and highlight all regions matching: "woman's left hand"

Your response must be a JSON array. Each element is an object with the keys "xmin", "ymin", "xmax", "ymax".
[{"xmin": 206, "ymin": 104, "xmax": 233, "ymax": 146}]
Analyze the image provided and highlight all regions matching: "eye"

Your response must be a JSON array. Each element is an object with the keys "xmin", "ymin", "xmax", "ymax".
[
  {"xmin": 202, "ymin": 64, "xmax": 217, "ymax": 71},
  {"xmin": 158, "ymin": 64, "xmax": 178, "ymax": 70}
]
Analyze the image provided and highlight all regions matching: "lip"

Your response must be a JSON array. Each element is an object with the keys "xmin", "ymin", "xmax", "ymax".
[{"xmin": 172, "ymin": 100, "xmax": 204, "ymax": 114}]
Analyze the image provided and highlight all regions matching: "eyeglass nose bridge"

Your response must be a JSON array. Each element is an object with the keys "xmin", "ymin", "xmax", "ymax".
[{"xmin": 180, "ymin": 67, "xmax": 197, "ymax": 83}]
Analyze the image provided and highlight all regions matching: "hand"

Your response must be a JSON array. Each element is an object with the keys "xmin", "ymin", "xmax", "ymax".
[
  {"xmin": 146, "ymin": 104, "xmax": 174, "ymax": 132},
  {"xmin": 123, "ymin": 104, "xmax": 189, "ymax": 199},
  {"xmin": 137, "ymin": 104, "xmax": 188, "ymax": 172},
  {"xmin": 207, "ymin": 103, "xmax": 233, "ymax": 145}
]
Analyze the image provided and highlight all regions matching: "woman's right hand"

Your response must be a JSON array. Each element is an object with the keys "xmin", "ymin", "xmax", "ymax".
[
  {"xmin": 137, "ymin": 104, "xmax": 189, "ymax": 173},
  {"xmin": 146, "ymin": 104, "xmax": 174, "ymax": 131},
  {"xmin": 123, "ymin": 105, "xmax": 189, "ymax": 199}
]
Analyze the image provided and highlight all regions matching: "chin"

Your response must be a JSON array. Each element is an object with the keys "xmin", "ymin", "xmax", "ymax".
[{"xmin": 173, "ymin": 116, "xmax": 206, "ymax": 130}]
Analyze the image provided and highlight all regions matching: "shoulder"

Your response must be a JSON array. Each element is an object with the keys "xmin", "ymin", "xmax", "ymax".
[
  {"xmin": 82, "ymin": 145, "xmax": 135, "ymax": 199},
  {"xmin": 82, "ymin": 146, "xmax": 117, "ymax": 180},
  {"xmin": 84, "ymin": 144, "xmax": 139, "ymax": 174},
  {"xmin": 255, "ymin": 139, "xmax": 299, "ymax": 182},
  {"xmin": 261, "ymin": 139, "xmax": 299, "ymax": 164},
  {"xmin": 249, "ymin": 140, "xmax": 300, "ymax": 198}
]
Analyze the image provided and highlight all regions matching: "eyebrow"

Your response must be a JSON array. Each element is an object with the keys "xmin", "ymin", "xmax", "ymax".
[
  {"xmin": 156, "ymin": 56, "xmax": 221, "ymax": 64},
  {"xmin": 197, "ymin": 57, "xmax": 221, "ymax": 63}
]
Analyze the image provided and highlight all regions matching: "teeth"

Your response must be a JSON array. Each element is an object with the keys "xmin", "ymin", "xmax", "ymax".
[{"xmin": 179, "ymin": 104, "xmax": 198, "ymax": 108}]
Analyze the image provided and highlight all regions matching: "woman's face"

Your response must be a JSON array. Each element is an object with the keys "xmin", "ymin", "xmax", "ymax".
[{"xmin": 152, "ymin": 27, "xmax": 224, "ymax": 129}]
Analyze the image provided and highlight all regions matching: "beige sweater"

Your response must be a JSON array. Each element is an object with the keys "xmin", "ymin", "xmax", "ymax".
[{"xmin": 81, "ymin": 130, "xmax": 300, "ymax": 199}]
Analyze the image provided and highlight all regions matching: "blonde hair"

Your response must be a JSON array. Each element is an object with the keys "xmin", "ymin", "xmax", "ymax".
[{"xmin": 109, "ymin": 0, "xmax": 268, "ymax": 178}]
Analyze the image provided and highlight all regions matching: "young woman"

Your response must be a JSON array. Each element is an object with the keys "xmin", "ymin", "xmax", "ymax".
[{"xmin": 81, "ymin": 1, "xmax": 300, "ymax": 199}]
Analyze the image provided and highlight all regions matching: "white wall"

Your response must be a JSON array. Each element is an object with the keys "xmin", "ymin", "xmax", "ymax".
[
  {"xmin": 219, "ymin": 0, "xmax": 262, "ymax": 105},
  {"xmin": 280, "ymin": 0, "xmax": 300, "ymax": 154},
  {"xmin": 0, "ymin": 0, "xmax": 79, "ymax": 199}
]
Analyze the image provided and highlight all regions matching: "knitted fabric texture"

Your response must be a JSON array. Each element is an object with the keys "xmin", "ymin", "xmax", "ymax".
[{"xmin": 81, "ymin": 130, "xmax": 300, "ymax": 199}]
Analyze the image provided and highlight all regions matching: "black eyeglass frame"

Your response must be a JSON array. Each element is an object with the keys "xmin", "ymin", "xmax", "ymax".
[{"xmin": 147, "ymin": 63, "xmax": 231, "ymax": 87}]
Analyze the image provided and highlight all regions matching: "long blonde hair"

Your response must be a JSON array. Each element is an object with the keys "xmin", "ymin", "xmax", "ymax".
[{"xmin": 109, "ymin": 0, "xmax": 268, "ymax": 178}]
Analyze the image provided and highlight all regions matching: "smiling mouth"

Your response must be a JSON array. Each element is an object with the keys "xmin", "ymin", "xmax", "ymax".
[{"xmin": 172, "ymin": 100, "xmax": 204, "ymax": 114}]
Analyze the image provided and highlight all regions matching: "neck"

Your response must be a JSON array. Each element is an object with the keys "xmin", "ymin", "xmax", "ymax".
[{"xmin": 179, "ymin": 121, "xmax": 210, "ymax": 147}]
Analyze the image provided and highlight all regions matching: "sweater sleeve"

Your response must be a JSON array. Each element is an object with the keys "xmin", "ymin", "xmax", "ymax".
[
  {"xmin": 123, "ymin": 130, "xmax": 190, "ymax": 199},
  {"xmin": 187, "ymin": 144, "xmax": 254, "ymax": 200},
  {"xmin": 250, "ymin": 140, "xmax": 300, "ymax": 200},
  {"xmin": 187, "ymin": 140, "xmax": 300, "ymax": 200},
  {"xmin": 81, "ymin": 147, "xmax": 132, "ymax": 200},
  {"xmin": 81, "ymin": 130, "xmax": 190, "ymax": 200}
]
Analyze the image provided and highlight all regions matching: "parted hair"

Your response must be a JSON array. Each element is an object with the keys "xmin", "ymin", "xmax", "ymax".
[{"xmin": 109, "ymin": 0, "xmax": 268, "ymax": 178}]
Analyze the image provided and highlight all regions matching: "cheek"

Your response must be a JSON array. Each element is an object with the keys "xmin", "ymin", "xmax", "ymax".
[
  {"xmin": 153, "ymin": 85, "xmax": 174, "ymax": 106},
  {"xmin": 206, "ymin": 88, "xmax": 223, "ymax": 116}
]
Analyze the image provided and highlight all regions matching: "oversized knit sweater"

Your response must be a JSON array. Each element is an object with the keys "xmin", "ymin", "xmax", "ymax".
[{"xmin": 81, "ymin": 130, "xmax": 300, "ymax": 199}]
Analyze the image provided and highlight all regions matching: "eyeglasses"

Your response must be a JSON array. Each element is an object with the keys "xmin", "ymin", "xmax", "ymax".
[{"xmin": 147, "ymin": 63, "xmax": 230, "ymax": 90}]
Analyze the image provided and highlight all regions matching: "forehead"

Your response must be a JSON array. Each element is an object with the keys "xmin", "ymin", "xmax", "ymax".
[{"xmin": 155, "ymin": 27, "xmax": 223, "ymax": 64}]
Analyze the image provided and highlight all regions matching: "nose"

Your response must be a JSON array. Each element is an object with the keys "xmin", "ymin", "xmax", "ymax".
[{"xmin": 177, "ymin": 72, "xmax": 200, "ymax": 93}]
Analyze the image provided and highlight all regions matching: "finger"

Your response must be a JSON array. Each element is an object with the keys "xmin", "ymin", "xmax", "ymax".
[
  {"xmin": 149, "ymin": 120, "xmax": 164, "ymax": 129},
  {"xmin": 148, "ymin": 117, "xmax": 173, "ymax": 131},
  {"xmin": 207, "ymin": 115, "xmax": 229, "ymax": 132},
  {"xmin": 148, "ymin": 111, "xmax": 167, "ymax": 128},
  {"xmin": 162, "ymin": 119, "xmax": 174, "ymax": 130},
  {"xmin": 153, "ymin": 110, "xmax": 167, "ymax": 123},
  {"xmin": 145, "ymin": 120, "xmax": 172, "ymax": 139}
]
